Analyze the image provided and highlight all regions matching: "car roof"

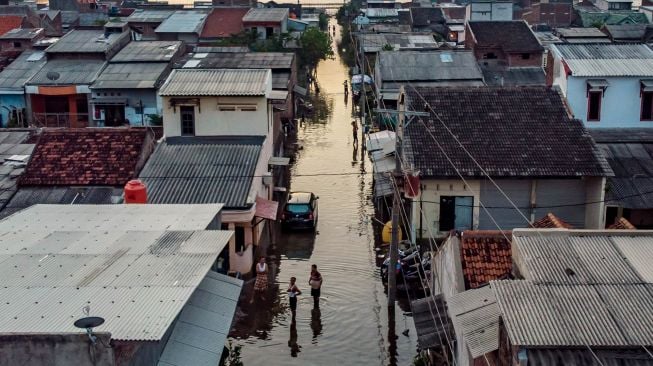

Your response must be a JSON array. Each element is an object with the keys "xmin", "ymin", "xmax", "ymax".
[{"xmin": 288, "ymin": 192, "xmax": 312, "ymax": 204}]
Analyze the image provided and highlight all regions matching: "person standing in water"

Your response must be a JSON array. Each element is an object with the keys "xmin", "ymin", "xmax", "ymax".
[
  {"xmin": 351, "ymin": 121, "xmax": 359, "ymax": 145},
  {"xmin": 251, "ymin": 256, "xmax": 268, "ymax": 303},
  {"xmin": 309, "ymin": 264, "xmax": 323, "ymax": 308},
  {"xmin": 287, "ymin": 277, "xmax": 301, "ymax": 319}
]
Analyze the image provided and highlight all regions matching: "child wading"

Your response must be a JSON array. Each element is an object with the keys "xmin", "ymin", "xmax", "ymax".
[{"xmin": 287, "ymin": 277, "xmax": 302, "ymax": 318}]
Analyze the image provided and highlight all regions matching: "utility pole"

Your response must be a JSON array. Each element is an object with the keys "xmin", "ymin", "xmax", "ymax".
[{"xmin": 374, "ymin": 102, "xmax": 429, "ymax": 306}]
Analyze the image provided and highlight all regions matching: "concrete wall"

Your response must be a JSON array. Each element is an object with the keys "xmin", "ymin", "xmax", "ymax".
[
  {"xmin": 162, "ymin": 95, "xmax": 271, "ymax": 137},
  {"xmin": 431, "ymin": 235, "xmax": 465, "ymax": 299},
  {"xmin": 419, "ymin": 179, "xmax": 481, "ymax": 238},
  {"xmin": 0, "ymin": 333, "xmax": 114, "ymax": 366},
  {"xmin": 563, "ymin": 75, "xmax": 649, "ymax": 128},
  {"xmin": 585, "ymin": 176, "xmax": 606, "ymax": 229},
  {"xmin": 466, "ymin": 1, "xmax": 513, "ymax": 21},
  {"xmin": 91, "ymin": 89, "xmax": 161, "ymax": 127}
]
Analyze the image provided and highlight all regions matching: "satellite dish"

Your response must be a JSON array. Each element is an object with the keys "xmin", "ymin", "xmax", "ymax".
[
  {"xmin": 74, "ymin": 316, "xmax": 105, "ymax": 344},
  {"xmin": 46, "ymin": 71, "xmax": 60, "ymax": 81},
  {"xmin": 74, "ymin": 316, "xmax": 105, "ymax": 329}
]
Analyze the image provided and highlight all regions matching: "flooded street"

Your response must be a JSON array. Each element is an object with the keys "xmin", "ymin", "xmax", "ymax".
[{"xmin": 229, "ymin": 21, "xmax": 418, "ymax": 365}]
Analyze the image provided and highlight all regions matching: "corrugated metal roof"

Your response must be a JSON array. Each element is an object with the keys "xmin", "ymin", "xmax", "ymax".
[
  {"xmin": 0, "ymin": 204, "xmax": 232, "ymax": 341},
  {"xmin": 91, "ymin": 62, "xmax": 169, "ymax": 89},
  {"xmin": 364, "ymin": 8, "xmax": 399, "ymax": 17},
  {"xmin": 158, "ymin": 271, "xmax": 242, "ymax": 366},
  {"xmin": 378, "ymin": 51, "xmax": 483, "ymax": 82},
  {"xmin": 110, "ymin": 41, "xmax": 182, "ymax": 63},
  {"xmin": 155, "ymin": 10, "xmax": 208, "ymax": 34},
  {"xmin": 447, "ymin": 286, "xmax": 500, "ymax": 358},
  {"xmin": 126, "ymin": 9, "xmax": 175, "ymax": 23},
  {"xmin": 179, "ymin": 52, "xmax": 294, "ymax": 70},
  {"xmin": 552, "ymin": 44, "xmax": 653, "ymax": 77},
  {"xmin": 242, "ymin": 8, "xmax": 288, "ymax": 23},
  {"xmin": 526, "ymin": 348, "xmax": 653, "ymax": 366},
  {"xmin": 27, "ymin": 59, "xmax": 106, "ymax": 86},
  {"xmin": 45, "ymin": 29, "xmax": 129, "ymax": 54},
  {"xmin": 612, "ymin": 236, "xmax": 653, "ymax": 283},
  {"xmin": 139, "ymin": 137, "xmax": 263, "ymax": 208},
  {"xmin": 515, "ymin": 234, "xmax": 642, "ymax": 285},
  {"xmin": 359, "ymin": 33, "xmax": 438, "ymax": 53},
  {"xmin": 159, "ymin": 69, "xmax": 270, "ymax": 96},
  {"xmin": 492, "ymin": 280, "xmax": 653, "ymax": 347},
  {"xmin": 0, "ymin": 51, "xmax": 46, "ymax": 90},
  {"xmin": 0, "ymin": 204, "xmax": 224, "ymax": 232}
]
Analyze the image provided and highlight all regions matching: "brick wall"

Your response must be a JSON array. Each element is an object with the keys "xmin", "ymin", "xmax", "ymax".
[{"xmin": 507, "ymin": 52, "xmax": 544, "ymax": 67}]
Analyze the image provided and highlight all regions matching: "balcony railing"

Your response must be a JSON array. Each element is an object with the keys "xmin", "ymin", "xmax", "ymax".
[{"xmin": 32, "ymin": 113, "xmax": 90, "ymax": 128}]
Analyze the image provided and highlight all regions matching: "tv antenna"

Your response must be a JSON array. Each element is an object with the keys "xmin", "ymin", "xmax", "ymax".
[{"xmin": 74, "ymin": 305, "xmax": 105, "ymax": 344}]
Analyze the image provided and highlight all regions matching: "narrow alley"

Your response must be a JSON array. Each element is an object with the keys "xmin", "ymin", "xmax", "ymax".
[{"xmin": 228, "ymin": 20, "xmax": 418, "ymax": 365}]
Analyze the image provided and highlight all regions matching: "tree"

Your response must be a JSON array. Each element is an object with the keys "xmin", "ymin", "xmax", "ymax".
[
  {"xmin": 298, "ymin": 28, "xmax": 334, "ymax": 71},
  {"xmin": 318, "ymin": 13, "xmax": 328, "ymax": 31}
]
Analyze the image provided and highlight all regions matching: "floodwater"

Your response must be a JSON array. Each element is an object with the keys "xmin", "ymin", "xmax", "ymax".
[{"xmin": 228, "ymin": 20, "xmax": 418, "ymax": 365}]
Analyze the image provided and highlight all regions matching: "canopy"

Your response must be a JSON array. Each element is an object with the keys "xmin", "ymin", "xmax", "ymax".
[{"xmin": 352, "ymin": 74, "xmax": 373, "ymax": 85}]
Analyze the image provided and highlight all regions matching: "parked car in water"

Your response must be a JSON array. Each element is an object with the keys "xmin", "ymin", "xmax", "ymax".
[{"xmin": 281, "ymin": 192, "xmax": 319, "ymax": 230}]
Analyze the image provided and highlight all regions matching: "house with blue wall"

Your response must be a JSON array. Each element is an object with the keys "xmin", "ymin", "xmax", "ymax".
[
  {"xmin": 549, "ymin": 43, "xmax": 653, "ymax": 128},
  {"xmin": 0, "ymin": 51, "xmax": 46, "ymax": 127}
]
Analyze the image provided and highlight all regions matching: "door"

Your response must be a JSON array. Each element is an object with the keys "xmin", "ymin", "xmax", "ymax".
[
  {"xmin": 180, "ymin": 106, "xmax": 195, "ymax": 136},
  {"xmin": 440, "ymin": 196, "xmax": 474, "ymax": 232},
  {"xmin": 454, "ymin": 196, "xmax": 473, "ymax": 230}
]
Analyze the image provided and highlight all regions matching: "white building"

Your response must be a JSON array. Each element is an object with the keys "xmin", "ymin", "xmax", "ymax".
[{"xmin": 549, "ymin": 43, "xmax": 653, "ymax": 128}]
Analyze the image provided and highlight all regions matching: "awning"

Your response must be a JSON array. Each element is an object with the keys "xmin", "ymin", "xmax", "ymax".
[
  {"xmin": 587, "ymin": 79, "xmax": 609, "ymax": 90},
  {"xmin": 268, "ymin": 156, "xmax": 290, "ymax": 166},
  {"xmin": 380, "ymin": 91, "xmax": 400, "ymax": 101},
  {"xmin": 642, "ymin": 79, "xmax": 653, "ymax": 92},
  {"xmin": 91, "ymin": 97, "xmax": 127, "ymax": 105},
  {"xmin": 269, "ymin": 90, "xmax": 289, "ymax": 101},
  {"xmin": 411, "ymin": 295, "xmax": 452, "ymax": 350},
  {"xmin": 255, "ymin": 196, "xmax": 278, "ymax": 220},
  {"xmin": 293, "ymin": 85, "xmax": 307, "ymax": 97}
]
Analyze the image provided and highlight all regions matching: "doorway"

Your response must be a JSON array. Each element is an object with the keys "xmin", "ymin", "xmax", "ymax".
[{"xmin": 439, "ymin": 196, "xmax": 474, "ymax": 232}]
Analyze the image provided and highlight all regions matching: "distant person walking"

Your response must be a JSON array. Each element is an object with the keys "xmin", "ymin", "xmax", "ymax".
[
  {"xmin": 309, "ymin": 264, "xmax": 323, "ymax": 308},
  {"xmin": 287, "ymin": 277, "xmax": 302, "ymax": 318},
  {"xmin": 251, "ymin": 256, "xmax": 268, "ymax": 303},
  {"xmin": 351, "ymin": 121, "xmax": 359, "ymax": 145}
]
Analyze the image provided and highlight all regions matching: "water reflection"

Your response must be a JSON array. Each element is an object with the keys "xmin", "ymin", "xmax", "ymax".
[
  {"xmin": 288, "ymin": 318, "xmax": 300, "ymax": 357},
  {"xmin": 310, "ymin": 308, "xmax": 323, "ymax": 342}
]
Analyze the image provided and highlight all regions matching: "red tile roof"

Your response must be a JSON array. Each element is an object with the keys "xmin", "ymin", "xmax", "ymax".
[
  {"xmin": 0, "ymin": 16, "xmax": 24, "ymax": 37},
  {"xmin": 200, "ymin": 8, "xmax": 248, "ymax": 38},
  {"xmin": 531, "ymin": 213, "xmax": 574, "ymax": 229},
  {"xmin": 20, "ymin": 128, "xmax": 148, "ymax": 186},
  {"xmin": 460, "ymin": 230, "xmax": 512, "ymax": 290},
  {"xmin": 607, "ymin": 217, "xmax": 636, "ymax": 230}
]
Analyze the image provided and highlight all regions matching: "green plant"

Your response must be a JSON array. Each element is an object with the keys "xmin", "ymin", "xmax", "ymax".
[
  {"xmin": 298, "ymin": 27, "xmax": 334, "ymax": 71},
  {"xmin": 147, "ymin": 114, "xmax": 163, "ymax": 126},
  {"xmin": 382, "ymin": 43, "xmax": 394, "ymax": 51},
  {"xmin": 318, "ymin": 13, "xmax": 329, "ymax": 30},
  {"xmin": 224, "ymin": 340, "xmax": 243, "ymax": 366}
]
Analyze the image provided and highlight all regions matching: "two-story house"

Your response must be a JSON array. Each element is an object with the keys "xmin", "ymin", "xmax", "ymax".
[
  {"xmin": 400, "ymin": 86, "xmax": 612, "ymax": 240},
  {"xmin": 140, "ymin": 69, "xmax": 281, "ymax": 276},
  {"xmin": 24, "ymin": 27, "xmax": 130, "ymax": 127},
  {"xmin": 242, "ymin": 8, "xmax": 288, "ymax": 40},
  {"xmin": 466, "ymin": 20, "xmax": 545, "ymax": 68},
  {"xmin": 154, "ymin": 10, "xmax": 208, "ymax": 44},
  {"xmin": 548, "ymin": 43, "xmax": 653, "ymax": 128},
  {"xmin": 0, "ymin": 28, "xmax": 44, "ymax": 53}
]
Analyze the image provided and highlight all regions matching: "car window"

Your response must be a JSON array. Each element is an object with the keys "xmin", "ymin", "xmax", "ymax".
[{"xmin": 286, "ymin": 204, "xmax": 311, "ymax": 214}]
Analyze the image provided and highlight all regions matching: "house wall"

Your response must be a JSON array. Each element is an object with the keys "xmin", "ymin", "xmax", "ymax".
[
  {"xmin": 506, "ymin": 51, "xmax": 544, "ymax": 67},
  {"xmin": 431, "ymin": 235, "xmax": 465, "ymax": 299},
  {"xmin": 0, "ymin": 333, "xmax": 114, "ymax": 366},
  {"xmin": 129, "ymin": 22, "xmax": 160, "ymax": 40},
  {"xmin": 465, "ymin": 1, "xmax": 513, "ymax": 21},
  {"xmin": 244, "ymin": 20, "xmax": 287, "ymax": 39},
  {"xmin": 564, "ymin": 75, "xmax": 650, "ymax": 128},
  {"xmin": 90, "ymin": 89, "xmax": 161, "ymax": 126},
  {"xmin": 418, "ymin": 179, "xmax": 481, "ymax": 238},
  {"xmin": 0, "ymin": 38, "xmax": 38, "ymax": 52},
  {"xmin": 162, "ymin": 95, "xmax": 271, "ymax": 137},
  {"xmin": 420, "ymin": 178, "xmax": 596, "ymax": 238}
]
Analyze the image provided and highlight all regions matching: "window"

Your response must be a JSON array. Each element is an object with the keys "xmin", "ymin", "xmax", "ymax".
[
  {"xmin": 266, "ymin": 27, "xmax": 274, "ymax": 38},
  {"xmin": 521, "ymin": 53, "xmax": 531, "ymax": 60},
  {"xmin": 180, "ymin": 106, "xmax": 195, "ymax": 135},
  {"xmin": 239, "ymin": 105, "xmax": 257, "ymax": 112},
  {"xmin": 218, "ymin": 105, "xmax": 236, "ymax": 111},
  {"xmin": 483, "ymin": 52, "xmax": 497, "ymax": 59},
  {"xmin": 642, "ymin": 91, "xmax": 653, "ymax": 120},
  {"xmin": 587, "ymin": 90, "xmax": 602, "ymax": 121},
  {"xmin": 12, "ymin": 42, "xmax": 21, "ymax": 48},
  {"xmin": 235, "ymin": 225, "xmax": 245, "ymax": 252}
]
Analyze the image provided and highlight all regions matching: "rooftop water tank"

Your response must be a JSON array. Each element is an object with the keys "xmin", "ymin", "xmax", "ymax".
[{"xmin": 124, "ymin": 180, "xmax": 147, "ymax": 204}]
